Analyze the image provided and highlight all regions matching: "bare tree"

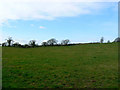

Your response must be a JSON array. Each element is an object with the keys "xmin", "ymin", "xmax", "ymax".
[
  {"xmin": 29, "ymin": 40, "xmax": 36, "ymax": 47},
  {"xmin": 47, "ymin": 38, "xmax": 58, "ymax": 46},
  {"xmin": 61, "ymin": 39, "xmax": 70, "ymax": 45},
  {"xmin": 6, "ymin": 37, "xmax": 14, "ymax": 46},
  {"xmin": 100, "ymin": 37, "xmax": 104, "ymax": 43}
]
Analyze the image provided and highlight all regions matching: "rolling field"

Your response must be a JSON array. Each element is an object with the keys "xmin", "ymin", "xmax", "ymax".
[{"xmin": 2, "ymin": 43, "xmax": 118, "ymax": 88}]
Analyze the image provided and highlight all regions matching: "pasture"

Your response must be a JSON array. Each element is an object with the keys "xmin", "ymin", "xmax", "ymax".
[{"xmin": 2, "ymin": 43, "xmax": 118, "ymax": 88}]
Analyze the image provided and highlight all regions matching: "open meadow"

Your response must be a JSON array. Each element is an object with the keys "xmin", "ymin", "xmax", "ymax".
[{"xmin": 2, "ymin": 43, "xmax": 118, "ymax": 88}]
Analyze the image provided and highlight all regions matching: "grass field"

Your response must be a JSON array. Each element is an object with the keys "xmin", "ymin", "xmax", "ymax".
[{"xmin": 2, "ymin": 43, "xmax": 118, "ymax": 88}]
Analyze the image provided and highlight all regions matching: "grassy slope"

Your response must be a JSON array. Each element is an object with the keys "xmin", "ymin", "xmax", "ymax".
[{"xmin": 2, "ymin": 43, "xmax": 118, "ymax": 88}]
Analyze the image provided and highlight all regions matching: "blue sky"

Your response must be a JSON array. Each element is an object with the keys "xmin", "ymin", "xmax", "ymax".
[{"xmin": 0, "ymin": 1, "xmax": 118, "ymax": 44}]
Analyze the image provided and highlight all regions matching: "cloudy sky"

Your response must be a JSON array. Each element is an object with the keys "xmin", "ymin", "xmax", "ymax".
[{"xmin": 0, "ymin": 0, "xmax": 119, "ymax": 44}]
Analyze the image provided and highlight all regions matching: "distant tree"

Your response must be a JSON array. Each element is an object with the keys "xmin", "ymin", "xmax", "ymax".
[
  {"xmin": 114, "ymin": 37, "xmax": 120, "ymax": 42},
  {"xmin": 42, "ymin": 42, "xmax": 48, "ymax": 46},
  {"xmin": 12, "ymin": 42, "xmax": 20, "ymax": 47},
  {"xmin": 100, "ymin": 37, "xmax": 104, "ymax": 43},
  {"xmin": 24, "ymin": 44, "xmax": 30, "ymax": 48},
  {"xmin": 6, "ymin": 37, "xmax": 14, "ymax": 46},
  {"xmin": 17, "ymin": 43, "xmax": 22, "ymax": 47},
  {"xmin": 47, "ymin": 38, "xmax": 58, "ymax": 46},
  {"xmin": 107, "ymin": 40, "xmax": 110, "ymax": 43},
  {"xmin": 2, "ymin": 42, "xmax": 7, "ymax": 46},
  {"xmin": 35, "ymin": 44, "xmax": 39, "ymax": 47},
  {"xmin": 29, "ymin": 40, "xmax": 36, "ymax": 47},
  {"xmin": 61, "ymin": 39, "xmax": 70, "ymax": 45}
]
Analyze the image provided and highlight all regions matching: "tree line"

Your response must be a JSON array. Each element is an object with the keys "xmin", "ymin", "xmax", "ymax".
[
  {"xmin": 0, "ymin": 37, "xmax": 70, "ymax": 48},
  {"xmin": 0, "ymin": 37, "xmax": 120, "ymax": 48}
]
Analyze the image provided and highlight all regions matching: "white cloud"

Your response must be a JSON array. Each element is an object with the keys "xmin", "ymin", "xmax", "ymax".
[
  {"xmin": 39, "ymin": 26, "xmax": 45, "ymax": 29},
  {"xmin": 0, "ymin": 0, "xmax": 118, "ymax": 26},
  {"xmin": 42, "ymin": 40, "xmax": 48, "ymax": 42},
  {"xmin": 14, "ymin": 39, "xmax": 28, "ymax": 45}
]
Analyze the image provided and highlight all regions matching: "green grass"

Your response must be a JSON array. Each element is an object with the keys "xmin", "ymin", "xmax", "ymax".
[{"xmin": 2, "ymin": 43, "xmax": 118, "ymax": 88}]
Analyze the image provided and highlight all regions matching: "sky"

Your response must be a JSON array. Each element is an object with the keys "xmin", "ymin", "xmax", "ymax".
[{"xmin": 0, "ymin": 0, "xmax": 119, "ymax": 44}]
